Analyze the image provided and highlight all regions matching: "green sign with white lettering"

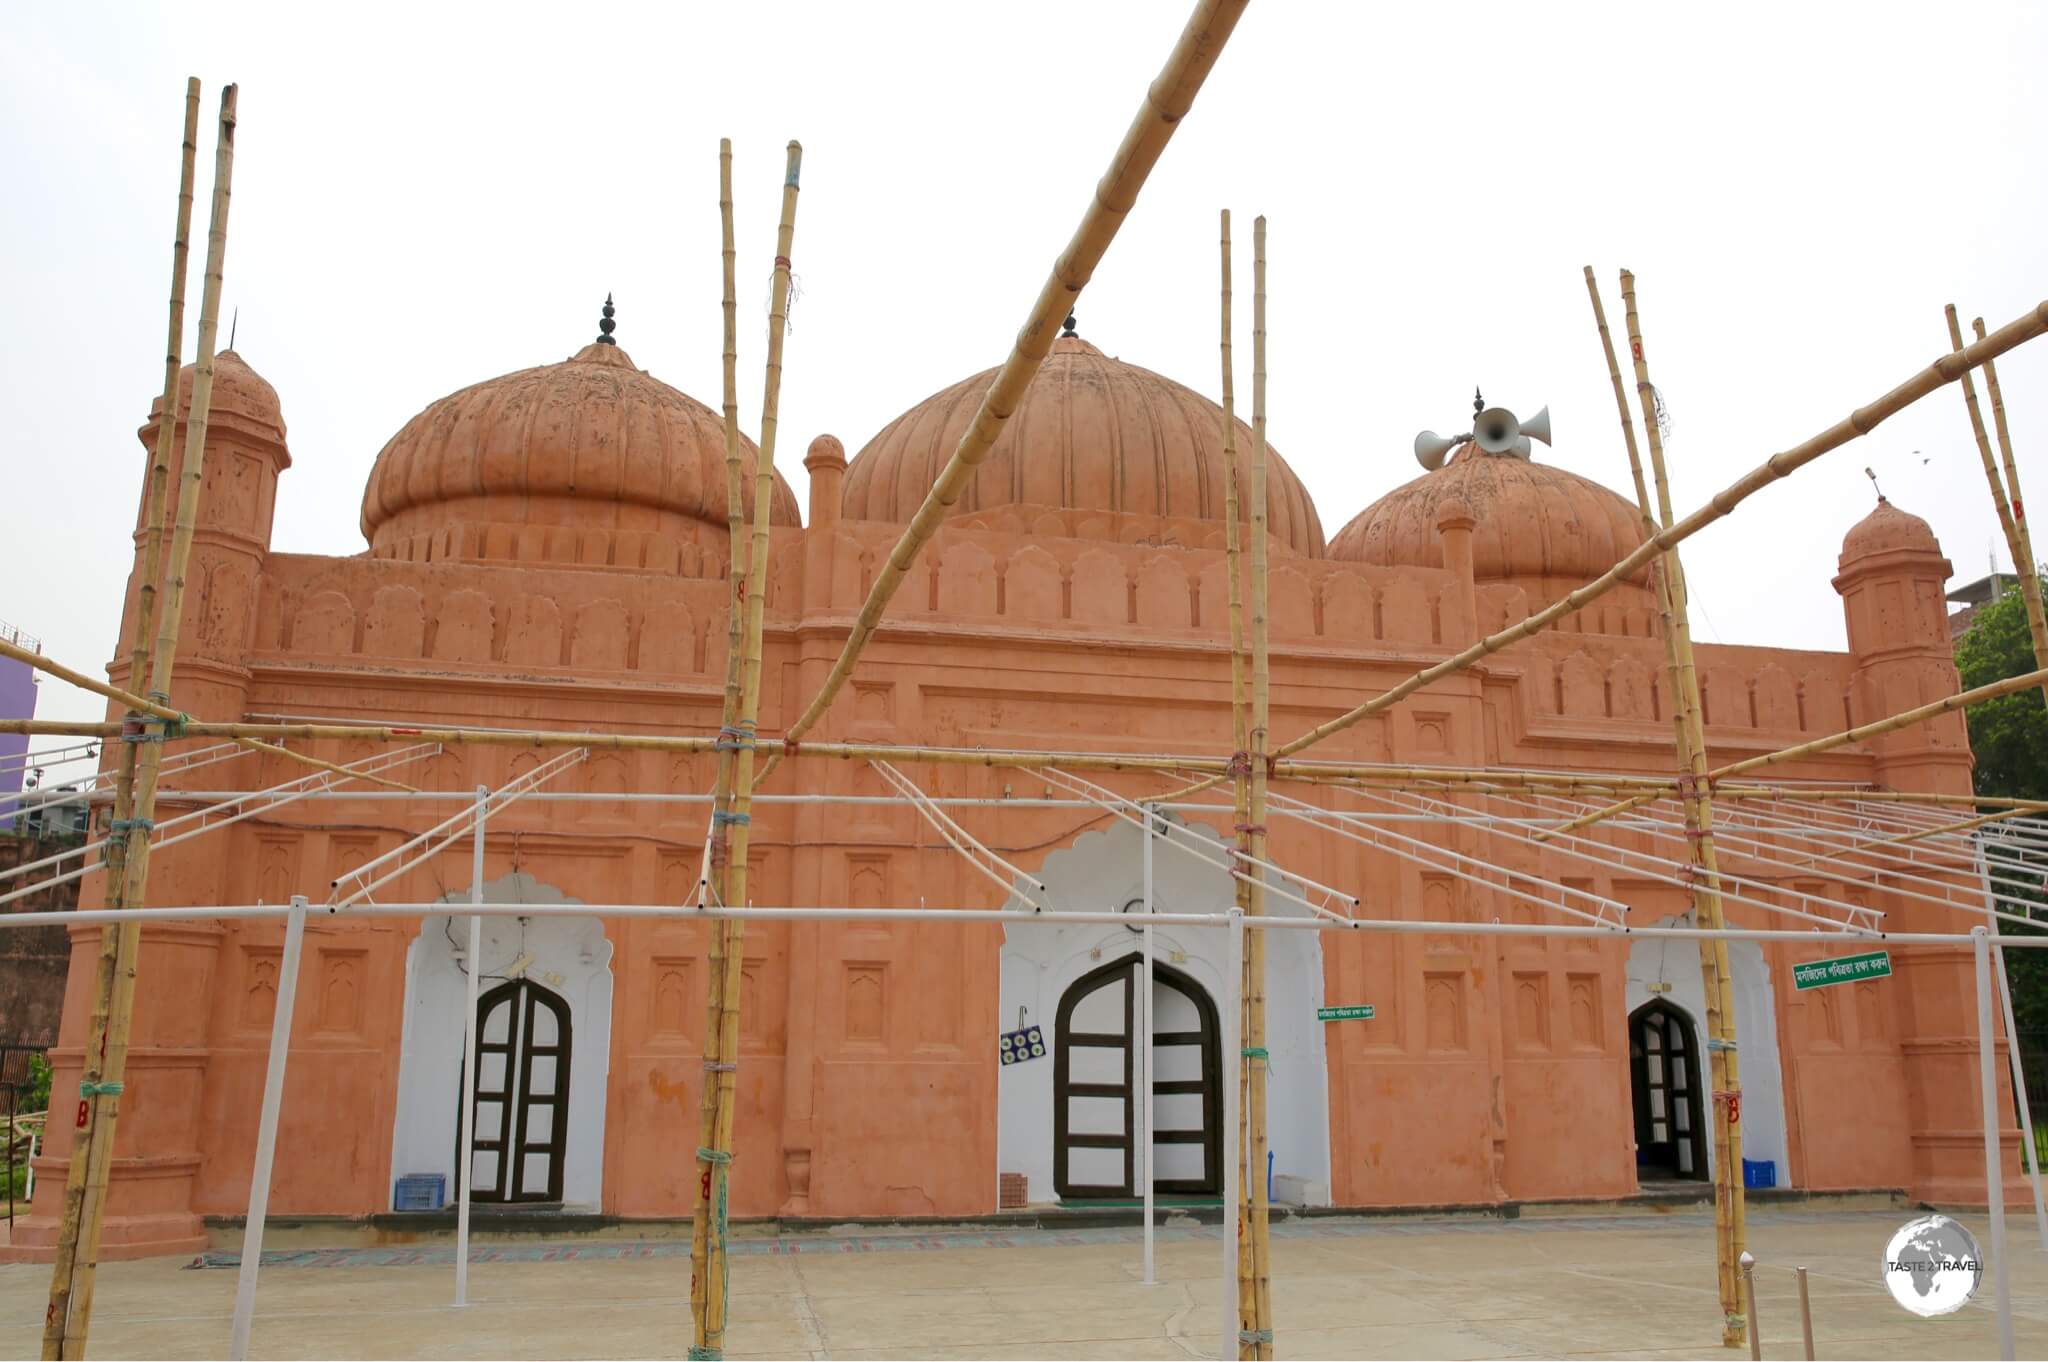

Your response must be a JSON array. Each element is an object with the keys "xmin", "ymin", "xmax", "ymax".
[
  {"xmin": 1792, "ymin": 950, "xmax": 1892, "ymax": 991},
  {"xmin": 1317, "ymin": 1004, "xmax": 1375, "ymax": 1021}
]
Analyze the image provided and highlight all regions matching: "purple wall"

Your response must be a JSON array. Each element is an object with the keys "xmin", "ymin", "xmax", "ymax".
[{"xmin": 0, "ymin": 653, "xmax": 35, "ymax": 827}]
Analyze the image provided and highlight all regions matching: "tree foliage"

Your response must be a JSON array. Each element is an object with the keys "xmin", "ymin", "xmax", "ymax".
[
  {"xmin": 1954, "ymin": 583, "xmax": 2048, "ymax": 1032},
  {"xmin": 1955, "ymin": 584, "xmax": 2048, "ymax": 800}
]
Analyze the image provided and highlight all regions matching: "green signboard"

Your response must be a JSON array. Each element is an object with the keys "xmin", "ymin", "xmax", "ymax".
[
  {"xmin": 1792, "ymin": 950, "xmax": 1892, "ymax": 991},
  {"xmin": 1317, "ymin": 1004, "xmax": 1375, "ymax": 1021}
]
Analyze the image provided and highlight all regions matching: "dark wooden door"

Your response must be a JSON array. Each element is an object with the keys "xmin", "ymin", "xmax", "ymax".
[
  {"xmin": 1629, "ymin": 999, "xmax": 1706, "ymax": 1181},
  {"xmin": 1053, "ymin": 954, "xmax": 1221, "ymax": 1199},
  {"xmin": 458, "ymin": 978, "xmax": 572, "ymax": 1203}
]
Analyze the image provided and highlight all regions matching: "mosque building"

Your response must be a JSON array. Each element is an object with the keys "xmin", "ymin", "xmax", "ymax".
[{"xmin": 8, "ymin": 304, "xmax": 2020, "ymax": 1260}]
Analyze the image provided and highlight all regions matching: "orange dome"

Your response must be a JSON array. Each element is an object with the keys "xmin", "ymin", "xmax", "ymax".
[
  {"xmin": 841, "ymin": 335, "xmax": 1325, "ymax": 556},
  {"xmin": 1840, "ymin": 497, "xmax": 1940, "ymax": 563},
  {"xmin": 359, "ymin": 341, "xmax": 799, "ymax": 554},
  {"xmin": 1331, "ymin": 445, "xmax": 1649, "ymax": 592},
  {"xmin": 147, "ymin": 350, "xmax": 286, "ymax": 452}
]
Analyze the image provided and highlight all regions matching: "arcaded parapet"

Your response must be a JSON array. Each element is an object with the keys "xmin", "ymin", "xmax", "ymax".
[{"xmin": 841, "ymin": 331, "xmax": 1326, "ymax": 556}]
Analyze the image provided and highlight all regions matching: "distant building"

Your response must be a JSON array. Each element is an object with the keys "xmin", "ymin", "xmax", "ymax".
[
  {"xmin": 0, "ymin": 621, "xmax": 37, "ymax": 829},
  {"xmin": 1947, "ymin": 570, "xmax": 2016, "ymax": 638}
]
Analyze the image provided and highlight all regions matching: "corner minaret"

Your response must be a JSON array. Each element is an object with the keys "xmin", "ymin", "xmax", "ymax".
[{"xmin": 1834, "ymin": 495, "xmax": 2024, "ymax": 1207}]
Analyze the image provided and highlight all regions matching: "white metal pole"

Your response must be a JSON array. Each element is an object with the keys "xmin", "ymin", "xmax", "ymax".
[
  {"xmin": 1979, "ymin": 847, "xmax": 2048, "ymax": 1252},
  {"xmin": 1975, "ymin": 926, "xmax": 2016, "ymax": 1361},
  {"xmin": 1141, "ymin": 803, "xmax": 1156, "ymax": 1285},
  {"xmin": 1221, "ymin": 907, "xmax": 1243, "ymax": 1361},
  {"xmin": 228, "ymin": 894, "xmax": 309, "ymax": 1361},
  {"xmin": 455, "ymin": 785, "xmax": 487, "ymax": 1307}
]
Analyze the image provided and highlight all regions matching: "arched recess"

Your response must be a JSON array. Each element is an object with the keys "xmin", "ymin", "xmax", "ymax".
[
  {"xmin": 998, "ymin": 810, "xmax": 1330, "ymax": 1207},
  {"xmin": 390, "ymin": 872, "xmax": 613, "ymax": 1211}
]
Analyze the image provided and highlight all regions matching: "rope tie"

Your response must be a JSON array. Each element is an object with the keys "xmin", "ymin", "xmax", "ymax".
[
  {"xmin": 1234, "ymin": 823, "xmax": 1266, "ymax": 837},
  {"xmin": 702, "ymin": 1061, "xmax": 738, "ymax": 1074},
  {"xmin": 1239, "ymin": 1329, "xmax": 1275, "ymax": 1344},
  {"xmin": 1225, "ymin": 752, "xmax": 1252, "ymax": 779},
  {"xmin": 711, "ymin": 810, "xmax": 751, "ymax": 827},
  {"xmin": 1705, "ymin": 1037, "xmax": 1737, "ymax": 1053},
  {"xmin": 79, "ymin": 1080, "xmax": 123, "ymax": 1097},
  {"xmin": 1241, "ymin": 1047, "xmax": 1269, "ymax": 1061},
  {"xmin": 713, "ymin": 724, "xmax": 755, "ymax": 753},
  {"xmin": 110, "ymin": 817, "xmax": 156, "ymax": 833},
  {"xmin": 1713, "ymin": 1089, "xmax": 1743, "ymax": 1123},
  {"xmin": 695, "ymin": 1147, "xmax": 734, "ymax": 1357}
]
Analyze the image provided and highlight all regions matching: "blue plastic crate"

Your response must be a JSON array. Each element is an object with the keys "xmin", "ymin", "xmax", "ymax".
[
  {"xmin": 1741, "ymin": 1158, "xmax": 1776, "ymax": 1190},
  {"xmin": 393, "ymin": 1172, "xmax": 447, "ymax": 1211}
]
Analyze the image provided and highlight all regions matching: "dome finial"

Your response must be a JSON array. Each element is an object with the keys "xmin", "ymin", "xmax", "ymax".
[
  {"xmin": 1473, "ymin": 387, "xmax": 1485, "ymax": 418},
  {"xmin": 1864, "ymin": 466, "xmax": 1886, "ymax": 504},
  {"xmin": 597, "ymin": 293, "xmax": 617, "ymax": 346},
  {"xmin": 1062, "ymin": 313, "xmax": 1077, "ymax": 338}
]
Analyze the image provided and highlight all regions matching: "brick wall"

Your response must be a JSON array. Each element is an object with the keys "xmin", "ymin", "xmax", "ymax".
[{"xmin": 0, "ymin": 834, "xmax": 79, "ymax": 1050}]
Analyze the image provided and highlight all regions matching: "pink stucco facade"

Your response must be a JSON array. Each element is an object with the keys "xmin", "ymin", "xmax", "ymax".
[{"xmin": 7, "ymin": 329, "xmax": 2027, "ymax": 1260}]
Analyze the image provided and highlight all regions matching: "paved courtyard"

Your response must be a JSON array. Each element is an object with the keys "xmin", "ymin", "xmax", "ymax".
[{"xmin": 4, "ymin": 1206, "xmax": 2044, "ymax": 1359}]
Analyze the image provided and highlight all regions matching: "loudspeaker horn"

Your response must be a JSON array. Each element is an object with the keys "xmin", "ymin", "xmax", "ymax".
[
  {"xmin": 1414, "ymin": 430, "xmax": 1461, "ymax": 471},
  {"xmin": 1473, "ymin": 406, "xmax": 1520, "ymax": 455},
  {"xmin": 1521, "ymin": 404, "xmax": 1552, "ymax": 448}
]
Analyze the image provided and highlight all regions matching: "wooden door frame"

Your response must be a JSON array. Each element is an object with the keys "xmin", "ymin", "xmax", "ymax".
[
  {"xmin": 1053, "ymin": 953, "xmax": 1222, "ymax": 1199},
  {"xmin": 1628, "ymin": 997, "xmax": 1708, "ymax": 1182},
  {"xmin": 457, "ymin": 977, "xmax": 573, "ymax": 1204}
]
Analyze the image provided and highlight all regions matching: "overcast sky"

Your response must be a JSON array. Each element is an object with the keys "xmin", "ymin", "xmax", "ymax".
[{"xmin": 3, "ymin": 2, "xmax": 2043, "ymax": 743}]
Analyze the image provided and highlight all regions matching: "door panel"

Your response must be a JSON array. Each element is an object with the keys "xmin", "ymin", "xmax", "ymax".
[
  {"xmin": 1054, "ymin": 954, "xmax": 1221, "ymax": 1199},
  {"xmin": 458, "ymin": 978, "xmax": 572, "ymax": 1203}
]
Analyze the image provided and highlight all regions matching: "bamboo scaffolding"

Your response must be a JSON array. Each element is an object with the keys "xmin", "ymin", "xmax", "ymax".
[
  {"xmin": 39, "ymin": 76, "xmax": 201, "ymax": 1358},
  {"xmin": 1620, "ymin": 270, "xmax": 1747, "ymax": 1348},
  {"xmin": 1950, "ymin": 307, "xmax": 2048, "ymax": 713},
  {"xmin": 692, "ymin": 139, "xmax": 802, "ymax": 1362},
  {"xmin": 763, "ymin": 0, "xmax": 1249, "ymax": 777},
  {"xmin": 0, "ymin": 631, "xmax": 414, "ymax": 791},
  {"xmin": 1550, "ymin": 664, "xmax": 2048, "ymax": 837},
  {"xmin": 1234, "ymin": 215, "xmax": 1276, "ymax": 1361},
  {"xmin": 689, "ymin": 134, "xmax": 748, "ymax": 1353},
  {"xmin": 47, "ymin": 83, "xmax": 236, "ymax": 1361},
  {"xmin": 1273, "ymin": 300, "xmax": 2048, "ymax": 763}
]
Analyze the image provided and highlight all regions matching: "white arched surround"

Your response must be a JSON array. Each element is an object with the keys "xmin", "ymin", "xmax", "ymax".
[
  {"xmin": 998, "ymin": 812, "xmax": 1331, "ymax": 1206},
  {"xmin": 1623, "ymin": 914, "xmax": 1789, "ymax": 1186},
  {"xmin": 390, "ymin": 872, "xmax": 615, "ymax": 1211}
]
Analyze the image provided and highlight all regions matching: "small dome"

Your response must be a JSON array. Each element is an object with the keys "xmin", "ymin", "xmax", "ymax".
[
  {"xmin": 360, "ymin": 342, "xmax": 799, "ymax": 554},
  {"xmin": 1840, "ymin": 498, "xmax": 1940, "ymax": 563},
  {"xmin": 147, "ymin": 350, "xmax": 286, "ymax": 449},
  {"xmin": 841, "ymin": 335, "xmax": 1325, "ymax": 555},
  {"xmin": 1331, "ymin": 444, "xmax": 1649, "ymax": 597}
]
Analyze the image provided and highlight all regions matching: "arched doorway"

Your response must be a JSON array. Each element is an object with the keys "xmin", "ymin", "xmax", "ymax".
[
  {"xmin": 1628, "ymin": 999, "xmax": 1708, "ymax": 1182},
  {"xmin": 1053, "ymin": 953, "xmax": 1220, "ymax": 1199},
  {"xmin": 458, "ymin": 977, "xmax": 572, "ymax": 1203}
]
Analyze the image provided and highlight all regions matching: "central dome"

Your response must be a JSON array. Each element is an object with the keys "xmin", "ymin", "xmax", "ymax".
[
  {"xmin": 360, "ymin": 340, "xmax": 799, "ymax": 559},
  {"xmin": 841, "ymin": 335, "xmax": 1325, "ymax": 555}
]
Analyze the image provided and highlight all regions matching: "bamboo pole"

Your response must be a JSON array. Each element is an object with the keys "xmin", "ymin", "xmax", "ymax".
[
  {"xmin": 689, "ymin": 136, "xmax": 748, "ymax": 1342},
  {"xmin": 1222, "ymin": 212, "xmax": 1249, "ymax": 764},
  {"xmin": 692, "ymin": 139, "xmax": 802, "ymax": 1362},
  {"xmin": 0, "ymin": 634, "xmax": 414, "ymax": 790},
  {"xmin": 51, "ymin": 83, "xmax": 237, "ymax": 1361},
  {"xmin": 40, "ymin": 77, "xmax": 201, "ymax": 1360},
  {"xmin": 1273, "ymin": 300, "xmax": 2048, "ymax": 762},
  {"xmin": 1236, "ymin": 214, "xmax": 1275, "ymax": 1361},
  {"xmin": 1710, "ymin": 666, "xmax": 2048, "ymax": 782},
  {"xmin": 765, "ymin": 0, "xmax": 1249, "ymax": 775},
  {"xmin": 1620, "ymin": 269, "xmax": 1748, "ymax": 1349},
  {"xmin": 1949, "ymin": 307, "xmax": 2048, "ymax": 709},
  {"xmin": 1550, "ymin": 663, "xmax": 2048, "ymax": 835}
]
